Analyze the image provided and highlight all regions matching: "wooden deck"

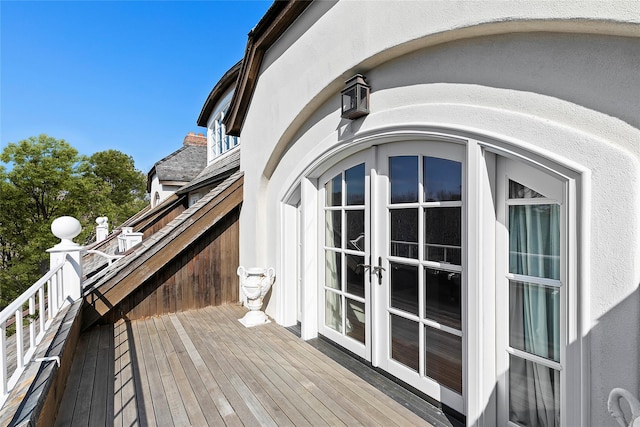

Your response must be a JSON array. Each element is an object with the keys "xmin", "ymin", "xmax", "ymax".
[{"xmin": 54, "ymin": 304, "xmax": 444, "ymax": 427}]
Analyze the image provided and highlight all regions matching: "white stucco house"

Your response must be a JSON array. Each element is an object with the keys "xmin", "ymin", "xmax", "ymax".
[{"xmin": 197, "ymin": 2, "xmax": 640, "ymax": 426}]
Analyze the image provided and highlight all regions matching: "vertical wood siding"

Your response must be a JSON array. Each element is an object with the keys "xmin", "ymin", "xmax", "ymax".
[{"xmin": 104, "ymin": 207, "xmax": 240, "ymax": 322}]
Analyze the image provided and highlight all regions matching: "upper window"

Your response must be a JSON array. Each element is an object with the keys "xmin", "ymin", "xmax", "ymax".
[{"xmin": 209, "ymin": 103, "xmax": 239, "ymax": 161}]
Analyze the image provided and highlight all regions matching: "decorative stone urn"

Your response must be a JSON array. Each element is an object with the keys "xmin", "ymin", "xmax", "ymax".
[
  {"xmin": 237, "ymin": 266, "xmax": 275, "ymax": 327},
  {"xmin": 609, "ymin": 388, "xmax": 640, "ymax": 427}
]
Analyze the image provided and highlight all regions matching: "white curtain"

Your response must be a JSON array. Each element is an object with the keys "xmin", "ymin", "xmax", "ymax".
[{"xmin": 509, "ymin": 204, "xmax": 560, "ymax": 427}]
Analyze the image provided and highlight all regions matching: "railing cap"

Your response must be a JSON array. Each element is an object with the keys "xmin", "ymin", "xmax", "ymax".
[{"xmin": 48, "ymin": 216, "xmax": 82, "ymax": 252}]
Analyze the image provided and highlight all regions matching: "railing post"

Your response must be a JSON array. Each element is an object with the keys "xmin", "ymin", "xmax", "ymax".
[
  {"xmin": 95, "ymin": 216, "xmax": 109, "ymax": 242},
  {"xmin": 47, "ymin": 217, "xmax": 83, "ymax": 305}
]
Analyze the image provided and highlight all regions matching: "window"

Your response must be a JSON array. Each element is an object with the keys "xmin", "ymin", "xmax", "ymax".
[{"xmin": 209, "ymin": 104, "xmax": 239, "ymax": 161}]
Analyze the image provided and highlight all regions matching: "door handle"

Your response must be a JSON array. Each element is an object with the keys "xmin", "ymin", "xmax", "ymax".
[
  {"xmin": 358, "ymin": 258, "xmax": 385, "ymax": 284},
  {"xmin": 373, "ymin": 256, "xmax": 385, "ymax": 285}
]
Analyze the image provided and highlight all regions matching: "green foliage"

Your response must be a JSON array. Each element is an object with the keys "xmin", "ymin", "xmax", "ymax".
[
  {"xmin": 0, "ymin": 135, "xmax": 148, "ymax": 307},
  {"xmin": 83, "ymin": 149, "xmax": 148, "ymax": 226}
]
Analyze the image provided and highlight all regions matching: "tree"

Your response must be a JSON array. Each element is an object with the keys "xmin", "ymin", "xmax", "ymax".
[
  {"xmin": 82, "ymin": 149, "xmax": 148, "ymax": 227},
  {"xmin": 0, "ymin": 135, "xmax": 148, "ymax": 307}
]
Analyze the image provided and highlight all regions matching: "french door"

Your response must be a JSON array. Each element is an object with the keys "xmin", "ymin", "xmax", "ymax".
[{"xmin": 319, "ymin": 141, "xmax": 465, "ymax": 413}]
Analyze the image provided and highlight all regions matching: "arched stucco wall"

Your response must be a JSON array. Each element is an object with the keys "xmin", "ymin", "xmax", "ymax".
[{"xmin": 236, "ymin": 4, "xmax": 639, "ymax": 425}]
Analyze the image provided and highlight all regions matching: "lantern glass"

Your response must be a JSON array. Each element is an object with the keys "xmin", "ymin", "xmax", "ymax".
[
  {"xmin": 341, "ymin": 74, "xmax": 370, "ymax": 120},
  {"xmin": 342, "ymin": 87, "xmax": 357, "ymax": 112}
]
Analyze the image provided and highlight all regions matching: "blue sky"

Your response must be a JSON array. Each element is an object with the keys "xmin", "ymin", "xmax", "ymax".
[{"xmin": 1, "ymin": 0, "xmax": 272, "ymax": 174}]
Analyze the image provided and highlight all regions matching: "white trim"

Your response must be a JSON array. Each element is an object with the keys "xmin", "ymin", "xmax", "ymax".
[
  {"xmin": 300, "ymin": 177, "xmax": 318, "ymax": 340},
  {"xmin": 279, "ymin": 199, "xmax": 299, "ymax": 327}
]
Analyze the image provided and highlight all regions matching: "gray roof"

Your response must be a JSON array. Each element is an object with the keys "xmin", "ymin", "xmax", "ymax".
[
  {"xmin": 177, "ymin": 148, "xmax": 240, "ymax": 194},
  {"xmin": 152, "ymin": 144, "xmax": 207, "ymax": 183}
]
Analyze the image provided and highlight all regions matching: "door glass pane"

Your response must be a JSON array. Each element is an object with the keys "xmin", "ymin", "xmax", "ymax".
[
  {"xmin": 390, "ymin": 156, "xmax": 418, "ymax": 203},
  {"xmin": 325, "ymin": 250, "xmax": 341, "ymax": 290},
  {"xmin": 346, "ymin": 255, "xmax": 365, "ymax": 298},
  {"xmin": 509, "ymin": 204, "xmax": 560, "ymax": 280},
  {"xmin": 346, "ymin": 210, "xmax": 364, "ymax": 251},
  {"xmin": 326, "ymin": 174, "xmax": 342, "ymax": 206},
  {"xmin": 345, "ymin": 163, "xmax": 365, "ymax": 205},
  {"xmin": 509, "ymin": 280, "xmax": 560, "ymax": 362},
  {"xmin": 425, "ymin": 326, "xmax": 462, "ymax": 394},
  {"xmin": 390, "ymin": 262, "xmax": 418, "ymax": 315},
  {"xmin": 325, "ymin": 210, "xmax": 341, "ymax": 248},
  {"xmin": 424, "ymin": 207, "xmax": 461, "ymax": 265},
  {"xmin": 509, "ymin": 355, "xmax": 560, "ymax": 427},
  {"xmin": 425, "ymin": 268, "xmax": 461, "ymax": 330},
  {"xmin": 346, "ymin": 299, "xmax": 365, "ymax": 344},
  {"xmin": 391, "ymin": 314, "xmax": 419, "ymax": 371},
  {"xmin": 391, "ymin": 208, "xmax": 418, "ymax": 259},
  {"xmin": 325, "ymin": 290, "xmax": 343, "ymax": 332},
  {"xmin": 424, "ymin": 157, "xmax": 462, "ymax": 201}
]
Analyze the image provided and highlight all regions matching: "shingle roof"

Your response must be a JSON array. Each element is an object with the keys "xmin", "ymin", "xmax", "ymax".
[
  {"xmin": 152, "ymin": 144, "xmax": 207, "ymax": 183},
  {"xmin": 177, "ymin": 147, "xmax": 240, "ymax": 195}
]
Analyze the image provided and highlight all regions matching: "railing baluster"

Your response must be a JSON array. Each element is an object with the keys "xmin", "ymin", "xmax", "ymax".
[
  {"xmin": 51, "ymin": 273, "xmax": 58, "ymax": 318},
  {"xmin": 15, "ymin": 310, "xmax": 23, "ymax": 371},
  {"xmin": 49, "ymin": 275, "xmax": 55, "ymax": 320},
  {"xmin": 38, "ymin": 287, "xmax": 45, "ymax": 339},
  {"xmin": 57, "ymin": 269, "xmax": 64, "ymax": 309},
  {"xmin": 29, "ymin": 296, "xmax": 35, "ymax": 350},
  {"xmin": 0, "ymin": 323, "xmax": 6, "ymax": 396}
]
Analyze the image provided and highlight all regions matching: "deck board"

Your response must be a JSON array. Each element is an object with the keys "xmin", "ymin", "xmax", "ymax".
[{"xmin": 55, "ymin": 304, "xmax": 450, "ymax": 426}]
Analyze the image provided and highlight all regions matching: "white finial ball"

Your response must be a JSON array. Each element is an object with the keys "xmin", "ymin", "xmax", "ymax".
[
  {"xmin": 96, "ymin": 216, "xmax": 108, "ymax": 225},
  {"xmin": 51, "ymin": 216, "xmax": 82, "ymax": 242}
]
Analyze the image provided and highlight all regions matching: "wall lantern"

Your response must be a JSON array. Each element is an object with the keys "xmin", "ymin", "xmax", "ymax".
[{"xmin": 341, "ymin": 74, "xmax": 370, "ymax": 120}]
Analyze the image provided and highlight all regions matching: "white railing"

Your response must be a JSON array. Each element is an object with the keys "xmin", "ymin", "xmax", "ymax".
[{"xmin": 0, "ymin": 255, "xmax": 71, "ymax": 407}]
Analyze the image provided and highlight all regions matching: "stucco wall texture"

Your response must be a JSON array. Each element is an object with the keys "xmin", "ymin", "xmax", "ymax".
[{"xmin": 235, "ymin": 2, "xmax": 640, "ymax": 426}]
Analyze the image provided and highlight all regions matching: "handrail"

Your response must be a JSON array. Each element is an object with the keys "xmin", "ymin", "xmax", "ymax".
[
  {"xmin": 0, "ymin": 254, "xmax": 70, "ymax": 407},
  {"xmin": 85, "ymin": 249, "xmax": 124, "ymax": 265}
]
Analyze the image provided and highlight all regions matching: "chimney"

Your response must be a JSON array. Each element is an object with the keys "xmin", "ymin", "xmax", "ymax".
[{"xmin": 183, "ymin": 131, "xmax": 207, "ymax": 146}]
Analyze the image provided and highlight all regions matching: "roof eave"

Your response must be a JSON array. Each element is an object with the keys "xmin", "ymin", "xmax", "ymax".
[
  {"xmin": 223, "ymin": 0, "xmax": 313, "ymax": 136},
  {"xmin": 197, "ymin": 61, "xmax": 243, "ymax": 128}
]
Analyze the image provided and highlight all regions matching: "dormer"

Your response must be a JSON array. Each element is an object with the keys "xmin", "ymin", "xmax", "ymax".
[
  {"xmin": 197, "ymin": 61, "xmax": 242, "ymax": 165},
  {"xmin": 207, "ymin": 92, "xmax": 239, "ymax": 164}
]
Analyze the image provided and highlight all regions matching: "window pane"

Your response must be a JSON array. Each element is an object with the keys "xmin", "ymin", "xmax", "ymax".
[
  {"xmin": 425, "ymin": 268, "xmax": 461, "ymax": 330},
  {"xmin": 346, "ymin": 299, "xmax": 365, "ymax": 344},
  {"xmin": 424, "ymin": 207, "xmax": 461, "ymax": 265},
  {"xmin": 425, "ymin": 326, "xmax": 462, "ymax": 394},
  {"xmin": 345, "ymin": 163, "xmax": 365, "ymax": 205},
  {"xmin": 391, "ymin": 209, "xmax": 418, "ymax": 259},
  {"xmin": 509, "ymin": 280, "xmax": 560, "ymax": 362},
  {"xmin": 391, "ymin": 314, "xmax": 419, "ymax": 371},
  {"xmin": 424, "ymin": 157, "xmax": 462, "ymax": 201},
  {"xmin": 509, "ymin": 204, "xmax": 560, "ymax": 280},
  {"xmin": 325, "ymin": 251, "xmax": 341, "ymax": 290},
  {"xmin": 390, "ymin": 263, "xmax": 418, "ymax": 315},
  {"xmin": 509, "ymin": 355, "xmax": 560, "ymax": 427},
  {"xmin": 325, "ymin": 211, "xmax": 341, "ymax": 248},
  {"xmin": 509, "ymin": 180, "xmax": 545, "ymax": 199},
  {"xmin": 390, "ymin": 156, "xmax": 418, "ymax": 203},
  {"xmin": 346, "ymin": 255, "xmax": 365, "ymax": 298},
  {"xmin": 325, "ymin": 290, "xmax": 342, "ymax": 333},
  {"xmin": 346, "ymin": 210, "xmax": 364, "ymax": 251},
  {"xmin": 326, "ymin": 174, "xmax": 342, "ymax": 206}
]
